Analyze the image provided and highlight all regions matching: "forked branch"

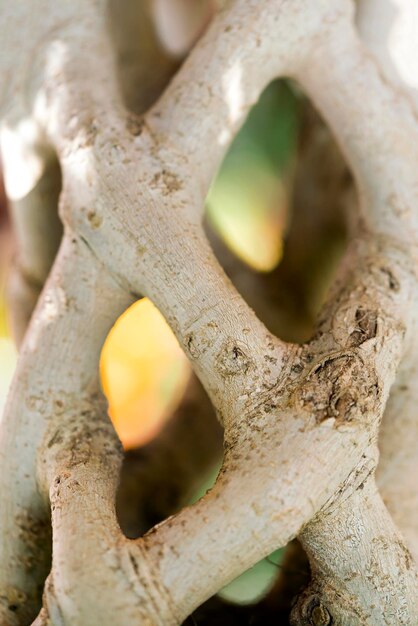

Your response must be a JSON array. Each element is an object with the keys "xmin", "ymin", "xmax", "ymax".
[{"xmin": 0, "ymin": 0, "xmax": 417, "ymax": 624}]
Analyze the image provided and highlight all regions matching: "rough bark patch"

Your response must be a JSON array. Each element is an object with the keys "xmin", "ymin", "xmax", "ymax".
[{"xmin": 295, "ymin": 353, "xmax": 379, "ymax": 424}]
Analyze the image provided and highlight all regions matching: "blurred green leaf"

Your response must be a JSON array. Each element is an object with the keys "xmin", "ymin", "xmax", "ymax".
[{"xmin": 207, "ymin": 80, "xmax": 301, "ymax": 271}]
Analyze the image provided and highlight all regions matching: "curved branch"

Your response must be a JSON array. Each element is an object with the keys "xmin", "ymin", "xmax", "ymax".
[
  {"xmin": 296, "ymin": 18, "xmax": 418, "ymax": 244},
  {"xmin": 354, "ymin": 0, "xmax": 418, "ymax": 560},
  {"xmin": 136, "ymin": 228, "xmax": 415, "ymax": 621},
  {"xmin": 0, "ymin": 235, "xmax": 133, "ymax": 624},
  {"xmin": 377, "ymin": 350, "xmax": 418, "ymax": 562},
  {"xmin": 293, "ymin": 478, "xmax": 418, "ymax": 625},
  {"xmin": 38, "ymin": 400, "xmax": 133, "ymax": 626},
  {"xmin": 1, "ymin": 1, "xmax": 418, "ymax": 624}
]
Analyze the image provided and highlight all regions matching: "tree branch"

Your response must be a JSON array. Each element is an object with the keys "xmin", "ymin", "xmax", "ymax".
[
  {"xmin": 293, "ymin": 478, "xmax": 417, "ymax": 625},
  {"xmin": 0, "ymin": 234, "xmax": 133, "ymax": 624},
  {"xmin": 0, "ymin": 1, "xmax": 417, "ymax": 624},
  {"xmin": 355, "ymin": 0, "xmax": 418, "ymax": 561}
]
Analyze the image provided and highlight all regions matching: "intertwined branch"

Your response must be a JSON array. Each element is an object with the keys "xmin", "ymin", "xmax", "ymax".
[{"xmin": 0, "ymin": 0, "xmax": 418, "ymax": 624}]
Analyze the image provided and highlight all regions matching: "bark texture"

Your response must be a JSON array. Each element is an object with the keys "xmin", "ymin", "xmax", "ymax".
[{"xmin": 0, "ymin": 0, "xmax": 417, "ymax": 625}]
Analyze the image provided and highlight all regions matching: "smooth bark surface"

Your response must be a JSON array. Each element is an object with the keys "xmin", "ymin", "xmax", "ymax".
[{"xmin": 0, "ymin": 0, "xmax": 417, "ymax": 624}]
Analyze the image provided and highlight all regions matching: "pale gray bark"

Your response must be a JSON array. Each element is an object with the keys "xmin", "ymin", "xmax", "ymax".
[{"xmin": 0, "ymin": 1, "xmax": 417, "ymax": 624}]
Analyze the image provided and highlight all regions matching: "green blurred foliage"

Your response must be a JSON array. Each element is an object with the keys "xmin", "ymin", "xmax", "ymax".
[
  {"xmin": 219, "ymin": 549, "xmax": 283, "ymax": 605},
  {"xmin": 206, "ymin": 80, "xmax": 301, "ymax": 271}
]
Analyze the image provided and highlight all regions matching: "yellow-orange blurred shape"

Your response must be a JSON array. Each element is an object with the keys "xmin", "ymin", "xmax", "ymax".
[
  {"xmin": 100, "ymin": 298, "xmax": 190, "ymax": 449},
  {"xmin": 101, "ymin": 158, "xmax": 286, "ymax": 449},
  {"xmin": 207, "ymin": 158, "xmax": 286, "ymax": 272}
]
